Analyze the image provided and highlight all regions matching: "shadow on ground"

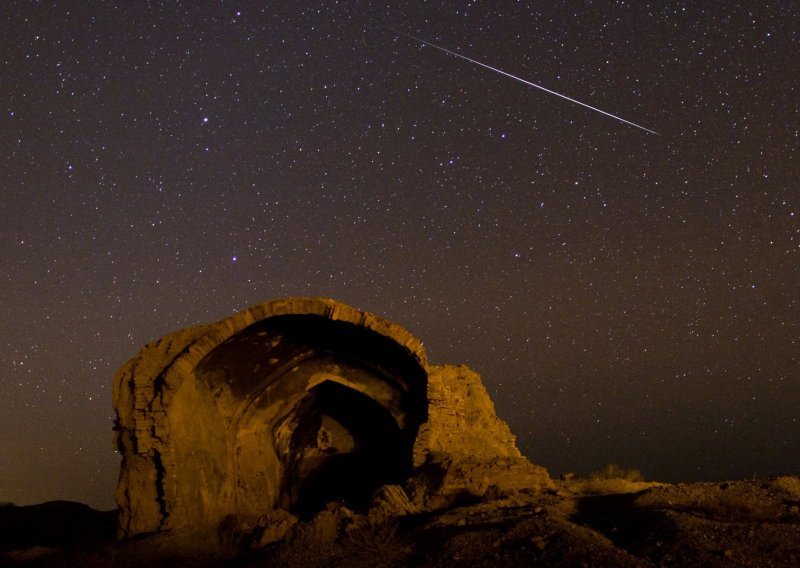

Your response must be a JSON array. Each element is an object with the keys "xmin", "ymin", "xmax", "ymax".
[{"xmin": 571, "ymin": 491, "xmax": 676, "ymax": 559}]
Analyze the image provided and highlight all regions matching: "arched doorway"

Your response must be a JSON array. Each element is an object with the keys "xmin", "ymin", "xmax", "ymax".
[
  {"xmin": 278, "ymin": 380, "xmax": 411, "ymax": 516},
  {"xmin": 192, "ymin": 309, "xmax": 428, "ymax": 522}
]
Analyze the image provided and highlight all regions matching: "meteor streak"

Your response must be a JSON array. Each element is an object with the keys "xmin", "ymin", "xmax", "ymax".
[{"xmin": 396, "ymin": 31, "xmax": 660, "ymax": 136}]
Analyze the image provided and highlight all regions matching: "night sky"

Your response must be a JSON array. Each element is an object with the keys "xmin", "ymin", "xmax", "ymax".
[{"xmin": 2, "ymin": 2, "xmax": 798, "ymax": 510}]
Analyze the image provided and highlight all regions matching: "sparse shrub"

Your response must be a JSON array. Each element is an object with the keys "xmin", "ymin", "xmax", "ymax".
[
  {"xmin": 773, "ymin": 476, "xmax": 800, "ymax": 500},
  {"xmin": 589, "ymin": 463, "xmax": 645, "ymax": 482},
  {"xmin": 561, "ymin": 464, "xmax": 657, "ymax": 495},
  {"xmin": 341, "ymin": 518, "xmax": 410, "ymax": 567}
]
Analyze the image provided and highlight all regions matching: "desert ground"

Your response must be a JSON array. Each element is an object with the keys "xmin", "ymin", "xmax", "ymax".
[{"xmin": 3, "ymin": 474, "xmax": 799, "ymax": 567}]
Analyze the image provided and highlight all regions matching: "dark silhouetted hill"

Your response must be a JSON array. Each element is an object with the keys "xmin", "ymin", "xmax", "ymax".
[{"xmin": 0, "ymin": 501, "xmax": 115, "ymax": 553}]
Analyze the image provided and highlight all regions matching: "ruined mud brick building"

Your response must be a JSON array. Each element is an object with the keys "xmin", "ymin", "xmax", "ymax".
[{"xmin": 113, "ymin": 297, "xmax": 551, "ymax": 538}]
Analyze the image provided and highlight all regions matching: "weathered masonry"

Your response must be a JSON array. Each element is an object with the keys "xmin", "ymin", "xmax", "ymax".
[{"xmin": 113, "ymin": 297, "xmax": 551, "ymax": 538}]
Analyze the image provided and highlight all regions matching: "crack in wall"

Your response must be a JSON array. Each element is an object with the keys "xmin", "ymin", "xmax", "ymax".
[{"xmin": 152, "ymin": 449, "xmax": 169, "ymax": 529}]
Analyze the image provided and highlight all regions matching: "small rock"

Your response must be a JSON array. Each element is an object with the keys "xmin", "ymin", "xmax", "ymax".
[{"xmin": 254, "ymin": 509, "xmax": 298, "ymax": 547}]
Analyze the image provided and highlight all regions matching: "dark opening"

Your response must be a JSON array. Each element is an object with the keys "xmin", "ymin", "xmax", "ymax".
[{"xmin": 280, "ymin": 381, "xmax": 412, "ymax": 517}]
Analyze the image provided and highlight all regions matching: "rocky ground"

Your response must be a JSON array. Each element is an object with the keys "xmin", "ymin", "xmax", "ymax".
[{"xmin": 3, "ymin": 476, "xmax": 799, "ymax": 567}]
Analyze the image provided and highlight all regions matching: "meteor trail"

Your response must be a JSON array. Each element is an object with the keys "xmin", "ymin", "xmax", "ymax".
[{"xmin": 396, "ymin": 31, "xmax": 660, "ymax": 136}]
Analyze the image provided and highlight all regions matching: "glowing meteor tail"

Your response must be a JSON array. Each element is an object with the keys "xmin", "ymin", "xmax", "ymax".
[{"xmin": 394, "ymin": 30, "xmax": 660, "ymax": 136}]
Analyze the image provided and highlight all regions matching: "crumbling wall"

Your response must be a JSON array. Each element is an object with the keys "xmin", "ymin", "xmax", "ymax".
[
  {"xmin": 413, "ymin": 364, "xmax": 523, "ymax": 463},
  {"xmin": 113, "ymin": 325, "xmax": 210, "ymax": 536},
  {"xmin": 113, "ymin": 297, "xmax": 552, "ymax": 540},
  {"xmin": 409, "ymin": 364, "xmax": 553, "ymax": 509}
]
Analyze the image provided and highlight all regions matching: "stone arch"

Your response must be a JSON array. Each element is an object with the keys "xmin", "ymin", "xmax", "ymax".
[
  {"xmin": 206, "ymin": 311, "xmax": 428, "ymax": 519},
  {"xmin": 115, "ymin": 299, "xmax": 429, "ymax": 533},
  {"xmin": 169, "ymin": 297, "xmax": 428, "ymax": 381},
  {"xmin": 225, "ymin": 353, "xmax": 424, "ymax": 520}
]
